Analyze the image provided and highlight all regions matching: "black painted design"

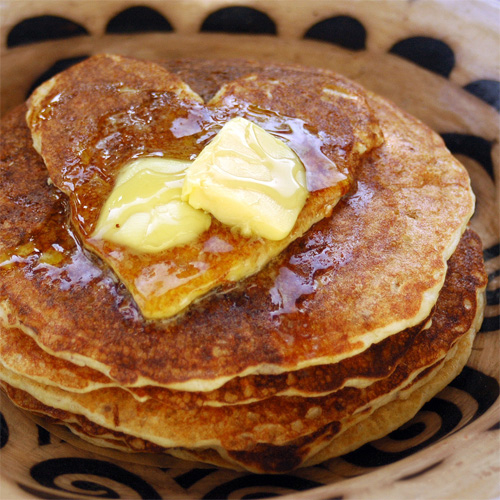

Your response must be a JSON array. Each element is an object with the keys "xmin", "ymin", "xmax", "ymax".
[
  {"xmin": 7, "ymin": 15, "xmax": 88, "ymax": 48},
  {"xmin": 398, "ymin": 460, "xmax": 444, "ymax": 481},
  {"xmin": 17, "ymin": 483, "xmax": 77, "ymax": 500},
  {"xmin": 389, "ymin": 36, "xmax": 455, "ymax": 77},
  {"xmin": 343, "ymin": 367, "xmax": 499, "ymax": 468},
  {"xmin": 480, "ymin": 315, "xmax": 500, "ymax": 333},
  {"xmin": 242, "ymin": 494, "xmax": 280, "ymax": 499},
  {"xmin": 441, "ymin": 133, "xmax": 495, "ymax": 181},
  {"xmin": 27, "ymin": 55, "xmax": 89, "ymax": 99},
  {"xmin": 106, "ymin": 6, "xmax": 173, "ymax": 34},
  {"xmin": 484, "ymin": 250, "xmax": 500, "ymax": 333},
  {"xmin": 488, "ymin": 269, "xmax": 500, "ymax": 282},
  {"xmin": 174, "ymin": 468, "xmax": 217, "ymax": 489},
  {"xmin": 201, "ymin": 7, "xmax": 276, "ymax": 34},
  {"xmin": 304, "ymin": 15, "xmax": 366, "ymax": 50},
  {"xmin": 448, "ymin": 367, "xmax": 500, "ymax": 417},
  {"xmin": 343, "ymin": 398, "xmax": 462, "ymax": 468},
  {"xmin": 484, "ymin": 243, "xmax": 500, "ymax": 261},
  {"xmin": 202, "ymin": 474, "xmax": 322, "ymax": 499},
  {"xmin": 30, "ymin": 458, "xmax": 161, "ymax": 499},
  {"xmin": 486, "ymin": 288, "xmax": 499, "ymax": 307},
  {"xmin": 0, "ymin": 412, "xmax": 8, "ymax": 448},
  {"xmin": 488, "ymin": 421, "xmax": 500, "ymax": 431},
  {"xmin": 37, "ymin": 425, "xmax": 51, "ymax": 446},
  {"xmin": 464, "ymin": 79, "xmax": 500, "ymax": 112},
  {"xmin": 483, "ymin": 245, "xmax": 499, "ymax": 328},
  {"xmin": 389, "ymin": 421, "xmax": 426, "ymax": 441}
]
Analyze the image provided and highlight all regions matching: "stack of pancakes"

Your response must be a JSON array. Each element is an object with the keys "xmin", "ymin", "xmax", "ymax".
[{"xmin": 0, "ymin": 55, "xmax": 487, "ymax": 473}]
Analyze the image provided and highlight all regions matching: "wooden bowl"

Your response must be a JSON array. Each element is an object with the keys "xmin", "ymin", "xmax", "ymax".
[{"xmin": 1, "ymin": 1, "xmax": 498, "ymax": 498}]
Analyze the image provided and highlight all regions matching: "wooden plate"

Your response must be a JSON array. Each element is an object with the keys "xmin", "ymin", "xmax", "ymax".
[{"xmin": 1, "ymin": 1, "xmax": 498, "ymax": 498}]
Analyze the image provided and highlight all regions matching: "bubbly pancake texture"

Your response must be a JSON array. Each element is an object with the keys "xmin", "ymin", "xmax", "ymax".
[
  {"xmin": 1, "ymin": 59, "xmax": 476, "ymax": 393},
  {"xmin": 26, "ymin": 54, "xmax": 383, "ymax": 318}
]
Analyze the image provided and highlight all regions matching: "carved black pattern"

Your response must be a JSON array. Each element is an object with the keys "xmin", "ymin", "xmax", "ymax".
[
  {"xmin": 481, "ymin": 315, "xmax": 500, "ymax": 333},
  {"xmin": 464, "ymin": 80, "xmax": 500, "ymax": 112},
  {"xmin": 0, "ymin": 412, "xmax": 8, "ymax": 449},
  {"xmin": 398, "ymin": 460, "xmax": 444, "ymax": 481},
  {"xmin": 29, "ymin": 458, "xmax": 161, "ymax": 499},
  {"xmin": 173, "ymin": 468, "xmax": 217, "ymax": 489},
  {"xmin": 485, "ymin": 287, "xmax": 499, "ymax": 306},
  {"xmin": 441, "ymin": 133, "xmax": 495, "ymax": 181},
  {"xmin": 37, "ymin": 425, "xmax": 51, "ymax": 446},
  {"xmin": 7, "ymin": 15, "xmax": 88, "ymax": 47},
  {"xmin": 343, "ymin": 398, "xmax": 463, "ymax": 468},
  {"xmin": 389, "ymin": 36, "xmax": 455, "ymax": 77},
  {"xmin": 201, "ymin": 7, "xmax": 276, "ymax": 34},
  {"xmin": 201, "ymin": 474, "xmax": 323, "ymax": 499},
  {"xmin": 488, "ymin": 421, "xmax": 500, "ymax": 431},
  {"xmin": 482, "ymin": 242, "xmax": 500, "ymax": 333},
  {"xmin": 484, "ymin": 243, "xmax": 500, "ymax": 311},
  {"xmin": 106, "ymin": 6, "xmax": 173, "ymax": 34},
  {"xmin": 342, "ymin": 367, "xmax": 499, "ymax": 468},
  {"xmin": 448, "ymin": 367, "xmax": 500, "ymax": 418},
  {"xmin": 488, "ymin": 269, "xmax": 500, "ymax": 282},
  {"xmin": 484, "ymin": 243, "xmax": 500, "ymax": 261},
  {"xmin": 18, "ymin": 483, "xmax": 82, "ymax": 500},
  {"xmin": 304, "ymin": 16, "xmax": 366, "ymax": 50},
  {"xmin": 481, "ymin": 293, "xmax": 499, "ymax": 333}
]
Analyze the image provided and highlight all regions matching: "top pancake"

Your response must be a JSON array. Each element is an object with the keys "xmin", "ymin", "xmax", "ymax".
[
  {"xmin": 0, "ymin": 58, "xmax": 474, "ymax": 391},
  {"xmin": 26, "ymin": 54, "xmax": 382, "ymax": 318}
]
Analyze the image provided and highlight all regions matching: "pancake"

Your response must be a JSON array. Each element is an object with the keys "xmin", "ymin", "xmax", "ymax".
[
  {"xmin": 0, "ymin": 314, "xmax": 426, "ymax": 406},
  {"xmin": 0, "ymin": 229, "xmax": 487, "ymax": 472},
  {"xmin": 0, "ymin": 56, "xmax": 485, "ymax": 473},
  {"xmin": 2, "ymin": 222, "xmax": 484, "ymax": 410},
  {"xmin": 26, "ymin": 55, "xmax": 382, "ymax": 319},
  {"xmin": 0, "ymin": 328, "xmax": 480, "ymax": 473},
  {"xmin": 0, "ymin": 60, "xmax": 475, "ymax": 392}
]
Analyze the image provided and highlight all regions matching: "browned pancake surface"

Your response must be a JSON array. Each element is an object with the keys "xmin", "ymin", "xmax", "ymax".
[
  {"xmin": 0, "ymin": 315, "xmax": 423, "ymax": 406},
  {"xmin": 27, "ymin": 55, "xmax": 384, "ymax": 318},
  {"xmin": 0, "ymin": 229, "xmax": 487, "ymax": 451},
  {"xmin": 1, "ymin": 59, "xmax": 474, "ymax": 390}
]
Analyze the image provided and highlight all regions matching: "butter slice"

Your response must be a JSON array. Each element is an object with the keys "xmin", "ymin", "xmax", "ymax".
[
  {"xmin": 92, "ymin": 158, "xmax": 211, "ymax": 253},
  {"xmin": 182, "ymin": 117, "xmax": 308, "ymax": 241}
]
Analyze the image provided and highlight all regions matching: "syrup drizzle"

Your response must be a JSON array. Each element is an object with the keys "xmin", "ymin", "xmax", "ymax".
[
  {"xmin": 2, "ymin": 181, "xmax": 378, "ymax": 325},
  {"xmin": 268, "ymin": 181, "xmax": 375, "ymax": 320},
  {"xmin": 207, "ymin": 97, "xmax": 349, "ymax": 192},
  {"xmin": 26, "ymin": 82, "xmax": 358, "ymax": 319}
]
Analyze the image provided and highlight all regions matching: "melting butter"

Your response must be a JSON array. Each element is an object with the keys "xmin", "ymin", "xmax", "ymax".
[
  {"xmin": 92, "ymin": 158, "xmax": 211, "ymax": 253},
  {"xmin": 182, "ymin": 117, "xmax": 308, "ymax": 241}
]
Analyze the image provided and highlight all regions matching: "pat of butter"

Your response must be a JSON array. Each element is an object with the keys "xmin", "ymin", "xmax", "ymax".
[
  {"xmin": 182, "ymin": 117, "xmax": 308, "ymax": 241},
  {"xmin": 92, "ymin": 158, "xmax": 211, "ymax": 252}
]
